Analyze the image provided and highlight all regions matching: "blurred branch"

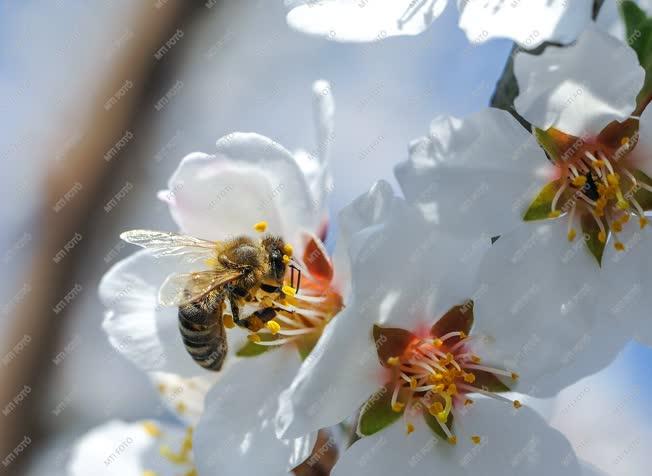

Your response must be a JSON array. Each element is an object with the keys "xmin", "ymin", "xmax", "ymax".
[{"xmin": 0, "ymin": 2, "xmax": 205, "ymax": 474}]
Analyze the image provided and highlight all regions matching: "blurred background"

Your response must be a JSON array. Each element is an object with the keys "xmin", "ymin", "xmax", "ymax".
[{"xmin": 0, "ymin": 1, "xmax": 649, "ymax": 475}]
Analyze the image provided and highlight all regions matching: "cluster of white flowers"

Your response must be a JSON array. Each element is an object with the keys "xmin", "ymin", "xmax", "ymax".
[{"xmin": 69, "ymin": 2, "xmax": 652, "ymax": 475}]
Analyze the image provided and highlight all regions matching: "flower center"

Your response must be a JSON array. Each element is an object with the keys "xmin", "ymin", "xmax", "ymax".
[
  {"xmin": 386, "ymin": 331, "xmax": 519, "ymax": 444},
  {"xmin": 548, "ymin": 134, "xmax": 651, "ymax": 250}
]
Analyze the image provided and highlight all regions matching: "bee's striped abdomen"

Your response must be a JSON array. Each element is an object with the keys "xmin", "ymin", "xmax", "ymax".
[{"xmin": 178, "ymin": 296, "xmax": 227, "ymax": 371}]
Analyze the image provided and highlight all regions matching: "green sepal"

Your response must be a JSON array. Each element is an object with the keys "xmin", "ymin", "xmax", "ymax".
[
  {"xmin": 423, "ymin": 410, "xmax": 454, "ymax": 442},
  {"xmin": 295, "ymin": 332, "xmax": 320, "ymax": 361},
  {"xmin": 357, "ymin": 384, "xmax": 403, "ymax": 436},
  {"xmin": 631, "ymin": 169, "xmax": 652, "ymax": 211},
  {"xmin": 580, "ymin": 213, "xmax": 608, "ymax": 267},
  {"xmin": 235, "ymin": 333, "xmax": 277, "ymax": 357},
  {"xmin": 472, "ymin": 370, "xmax": 511, "ymax": 393},
  {"xmin": 430, "ymin": 301, "xmax": 474, "ymax": 345},
  {"xmin": 372, "ymin": 325, "xmax": 415, "ymax": 367},
  {"xmin": 523, "ymin": 180, "xmax": 562, "ymax": 221},
  {"xmin": 620, "ymin": 1, "xmax": 652, "ymax": 112}
]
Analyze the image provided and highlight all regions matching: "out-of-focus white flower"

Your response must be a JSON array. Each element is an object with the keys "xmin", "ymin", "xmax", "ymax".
[
  {"xmin": 99, "ymin": 81, "xmax": 341, "ymax": 475},
  {"xmin": 285, "ymin": 0, "xmax": 592, "ymax": 49},
  {"xmin": 275, "ymin": 181, "xmax": 580, "ymax": 475},
  {"xmin": 67, "ymin": 420, "xmax": 196, "ymax": 476},
  {"xmin": 597, "ymin": 0, "xmax": 652, "ymax": 41}
]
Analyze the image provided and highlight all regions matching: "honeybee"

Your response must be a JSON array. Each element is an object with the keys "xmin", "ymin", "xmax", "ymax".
[{"xmin": 120, "ymin": 229, "xmax": 301, "ymax": 371}]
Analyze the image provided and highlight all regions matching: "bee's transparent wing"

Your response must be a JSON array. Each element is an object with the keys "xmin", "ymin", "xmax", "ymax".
[
  {"xmin": 158, "ymin": 269, "xmax": 243, "ymax": 307},
  {"xmin": 120, "ymin": 229, "xmax": 218, "ymax": 262}
]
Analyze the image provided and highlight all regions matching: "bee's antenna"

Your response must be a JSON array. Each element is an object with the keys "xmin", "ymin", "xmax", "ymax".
[{"xmin": 289, "ymin": 264, "xmax": 302, "ymax": 293}]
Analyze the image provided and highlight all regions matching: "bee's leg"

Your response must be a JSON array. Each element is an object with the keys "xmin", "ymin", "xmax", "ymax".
[
  {"xmin": 237, "ymin": 307, "xmax": 278, "ymax": 332},
  {"xmin": 228, "ymin": 293, "xmax": 242, "ymax": 326}
]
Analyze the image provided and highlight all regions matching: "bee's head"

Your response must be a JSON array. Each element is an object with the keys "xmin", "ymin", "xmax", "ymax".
[{"xmin": 261, "ymin": 235, "xmax": 287, "ymax": 283}]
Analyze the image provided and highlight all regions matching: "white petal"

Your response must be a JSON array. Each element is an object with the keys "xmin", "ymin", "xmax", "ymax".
[
  {"xmin": 99, "ymin": 250, "xmax": 208, "ymax": 377},
  {"xmin": 596, "ymin": 0, "xmax": 652, "ymax": 41},
  {"xmin": 395, "ymin": 109, "xmax": 553, "ymax": 238},
  {"xmin": 630, "ymin": 104, "xmax": 652, "ymax": 178},
  {"xmin": 332, "ymin": 399, "xmax": 579, "ymax": 476},
  {"xmin": 194, "ymin": 347, "xmax": 316, "ymax": 476},
  {"xmin": 458, "ymin": 0, "xmax": 592, "ymax": 49},
  {"xmin": 600, "ymin": 224, "xmax": 652, "ymax": 346},
  {"xmin": 286, "ymin": 0, "xmax": 447, "ymax": 42},
  {"xmin": 514, "ymin": 25, "xmax": 644, "ymax": 136},
  {"xmin": 67, "ymin": 420, "xmax": 192, "ymax": 476},
  {"xmin": 149, "ymin": 371, "xmax": 219, "ymax": 426},
  {"xmin": 163, "ymin": 133, "xmax": 315, "ymax": 243},
  {"xmin": 472, "ymin": 220, "xmax": 606, "ymax": 396}
]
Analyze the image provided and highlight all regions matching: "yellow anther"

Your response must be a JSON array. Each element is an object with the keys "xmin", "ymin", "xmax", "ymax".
[
  {"xmin": 435, "ymin": 384, "xmax": 445, "ymax": 392},
  {"xmin": 391, "ymin": 401, "xmax": 404, "ymax": 412},
  {"xmin": 459, "ymin": 331, "xmax": 467, "ymax": 339},
  {"xmin": 571, "ymin": 176, "xmax": 587, "ymax": 187},
  {"xmin": 621, "ymin": 136, "xmax": 630, "ymax": 146},
  {"xmin": 223, "ymin": 314, "xmax": 235, "ymax": 329},
  {"xmin": 567, "ymin": 228, "xmax": 577, "ymax": 242},
  {"xmin": 594, "ymin": 159, "xmax": 605, "ymax": 168},
  {"xmin": 410, "ymin": 377, "xmax": 417, "ymax": 390},
  {"xmin": 448, "ymin": 436, "xmax": 457, "ymax": 445},
  {"xmin": 471, "ymin": 355, "xmax": 481, "ymax": 364},
  {"xmin": 429, "ymin": 402, "xmax": 444, "ymax": 416},
  {"xmin": 513, "ymin": 400, "xmax": 522, "ymax": 409},
  {"xmin": 282, "ymin": 243, "xmax": 293, "ymax": 257},
  {"xmin": 622, "ymin": 214, "xmax": 630, "ymax": 223},
  {"xmin": 428, "ymin": 373, "xmax": 443, "ymax": 383},
  {"xmin": 433, "ymin": 338, "xmax": 443, "ymax": 347},
  {"xmin": 143, "ymin": 471, "xmax": 158, "ymax": 476},
  {"xmin": 406, "ymin": 422, "xmax": 415, "ymax": 434},
  {"xmin": 248, "ymin": 333, "xmax": 261, "ymax": 343},
  {"xmin": 614, "ymin": 241, "xmax": 625, "ymax": 251},
  {"xmin": 640, "ymin": 217, "xmax": 649, "ymax": 229},
  {"xmin": 386, "ymin": 356, "xmax": 400, "ymax": 367},
  {"xmin": 463, "ymin": 372, "xmax": 476, "ymax": 383},
  {"xmin": 282, "ymin": 254, "xmax": 291, "ymax": 264},
  {"xmin": 437, "ymin": 411, "xmax": 448, "ymax": 423},
  {"xmin": 511, "ymin": 372, "xmax": 519, "ymax": 381},
  {"xmin": 612, "ymin": 221, "xmax": 623, "ymax": 232},
  {"xmin": 598, "ymin": 231, "xmax": 607, "ymax": 243},
  {"xmin": 266, "ymin": 320, "xmax": 281, "ymax": 335},
  {"xmin": 607, "ymin": 174, "xmax": 620, "ymax": 186},
  {"xmin": 617, "ymin": 200, "xmax": 629, "ymax": 211},
  {"xmin": 471, "ymin": 435, "xmax": 481, "ymax": 445},
  {"xmin": 282, "ymin": 285, "xmax": 296, "ymax": 297},
  {"xmin": 157, "ymin": 383, "xmax": 166, "ymax": 393},
  {"xmin": 464, "ymin": 398, "xmax": 474, "ymax": 406},
  {"xmin": 548, "ymin": 210, "xmax": 561, "ymax": 218},
  {"xmin": 142, "ymin": 421, "xmax": 161, "ymax": 437},
  {"xmin": 446, "ymin": 384, "xmax": 457, "ymax": 396},
  {"xmin": 253, "ymin": 221, "xmax": 268, "ymax": 233},
  {"xmin": 176, "ymin": 402, "xmax": 187, "ymax": 414}
]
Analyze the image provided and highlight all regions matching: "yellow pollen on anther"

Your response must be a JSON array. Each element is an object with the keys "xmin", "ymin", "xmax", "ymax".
[
  {"xmin": 640, "ymin": 217, "xmax": 649, "ymax": 229},
  {"xmin": 406, "ymin": 422, "xmax": 415, "ymax": 434},
  {"xmin": 612, "ymin": 221, "xmax": 623, "ymax": 233},
  {"xmin": 437, "ymin": 412, "xmax": 448, "ymax": 423},
  {"xmin": 607, "ymin": 174, "xmax": 620, "ymax": 186},
  {"xmin": 253, "ymin": 221, "xmax": 268, "ymax": 233},
  {"xmin": 266, "ymin": 321, "xmax": 281, "ymax": 335},
  {"xmin": 142, "ymin": 421, "xmax": 161, "ymax": 437},
  {"xmin": 428, "ymin": 373, "xmax": 443, "ymax": 383},
  {"xmin": 572, "ymin": 176, "xmax": 587, "ymax": 187},
  {"xmin": 448, "ymin": 436, "xmax": 457, "ymax": 445},
  {"xmin": 282, "ymin": 285, "xmax": 297, "ymax": 297},
  {"xmin": 617, "ymin": 200, "xmax": 629, "ymax": 211},
  {"xmin": 548, "ymin": 210, "xmax": 561, "ymax": 218},
  {"xmin": 622, "ymin": 214, "xmax": 631, "ymax": 223},
  {"xmin": 283, "ymin": 243, "xmax": 293, "ymax": 257},
  {"xmin": 391, "ymin": 401, "xmax": 405, "ymax": 412},
  {"xmin": 471, "ymin": 355, "xmax": 481, "ymax": 364},
  {"xmin": 614, "ymin": 241, "xmax": 625, "ymax": 252},
  {"xmin": 410, "ymin": 377, "xmax": 417, "ymax": 390},
  {"xmin": 387, "ymin": 356, "xmax": 400, "ymax": 367},
  {"xmin": 433, "ymin": 338, "xmax": 443, "ymax": 347},
  {"xmin": 435, "ymin": 384, "xmax": 445, "ymax": 392},
  {"xmin": 511, "ymin": 372, "xmax": 519, "ymax": 381},
  {"xmin": 622, "ymin": 136, "xmax": 630, "ymax": 146},
  {"xmin": 446, "ymin": 384, "xmax": 457, "ymax": 396},
  {"xmin": 471, "ymin": 435, "xmax": 481, "ymax": 445},
  {"xmin": 248, "ymin": 333, "xmax": 261, "ymax": 343},
  {"xmin": 429, "ymin": 402, "xmax": 444, "ymax": 416},
  {"xmin": 567, "ymin": 229, "xmax": 577, "ymax": 242},
  {"xmin": 513, "ymin": 400, "xmax": 522, "ymax": 409},
  {"xmin": 223, "ymin": 314, "xmax": 235, "ymax": 329},
  {"xmin": 463, "ymin": 372, "xmax": 476, "ymax": 383},
  {"xmin": 282, "ymin": 254, "xmax": 291, "ymax": 264},
  {"xmin": 176, "ymin": 402, "xmax": 187, "ymax": 414},
  {"xmin": 598, "ymin": 231, "xmax": 607, "ymax": 243},
  {"xmin": 464, "ymin": 398, "xmax": 474, "ymax": 406}
]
